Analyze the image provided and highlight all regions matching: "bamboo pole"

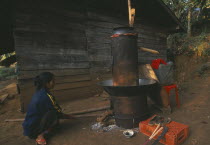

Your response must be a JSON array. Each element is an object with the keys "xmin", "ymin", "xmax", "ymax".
[
  {"xmin": 139, "ymin": 47, "xmax": 160, "ymax": 54},
  {"xmin": 5, "ymin": 106, "xmax": 111, "ymax": 122},
  {"xmin": 128, "ymin": 0, "xmax": 132, "ymax": 27},
  {"xmin": 128, "ymin": 0, "xmax": 135, "ymax": 27},
  {"xmin": 130, "ymin": 8, "xmax": 135, "ymax": 27}
]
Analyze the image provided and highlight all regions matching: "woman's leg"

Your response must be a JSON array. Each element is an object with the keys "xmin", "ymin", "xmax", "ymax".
[
  {"xmin": 29, "ymin": 110, "xmax": 59, "ymax": 144},
  {"xmin": 37, "ymin": 110, "xmax": 59, "ymax": 134}
]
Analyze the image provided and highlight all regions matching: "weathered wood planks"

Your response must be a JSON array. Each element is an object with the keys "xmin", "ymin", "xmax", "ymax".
[
  {"xmin": 18, "ymin": 69, "xmax": 90, "ymax": 79},
  {"xmin": 19, "ymin": 85, "xmax": 100, "ymax": 111},
  {"xmin": 14, "ymin": 0, "xmax": 169, "ymax": 112},
  {"xmin": 19, "ymin": 80, "xmax": 93, "ymax": 91}
]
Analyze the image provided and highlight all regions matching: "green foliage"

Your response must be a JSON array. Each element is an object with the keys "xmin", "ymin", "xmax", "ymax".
[
  {"xmin": 0, "ymin": 51, "xmax": 16, "ymax": 67},
  {"xmin": 168, "ymin": 32, "xmax": 210, "ymax": 56},
  {"xmin": 0, "ymin": 51, "xmax": 15, "ymax": 61},
  {"xmin": 197, "ymin": 63, "xmax": 210, "ymax": 76},
  {"xmin": 163, "ymin": 0, "xmax": 209, "ymax": 29},
  {"xmin": 0, "ymin": 67, "xmax": 17, "ymax": 80},
  {"xmin": 202, "ymin": 48, "xmax": 210, "ymax": 56}
]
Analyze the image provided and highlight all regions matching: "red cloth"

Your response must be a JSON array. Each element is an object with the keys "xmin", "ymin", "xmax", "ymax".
[{"xmin": 151, "ymin": 59, "xmax": 167, "ymax": 69}]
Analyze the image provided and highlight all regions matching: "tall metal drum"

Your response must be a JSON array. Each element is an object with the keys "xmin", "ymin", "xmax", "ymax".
[{"xmin": 111, "ymin": 27, "xmax": 139, "ymax": 86}]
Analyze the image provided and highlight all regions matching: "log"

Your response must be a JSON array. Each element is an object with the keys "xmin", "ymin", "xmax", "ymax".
[
  {"xmin": 139, "ymin": 47, "xmax": 160, "ymax": 54},
  {"xmin": 4, "ymin": 109, "xmax": 110, "ymax": 122},
  {"xmin": 4, "ymin": 113, "xmax": 106, "ymax": 122},
  {"xmin": 5, "ymin": 119, "xmax": 24, "ymax": 122},
  {"xmin": 75, "ymin": 114, "xmax": 100, "ymax": 118},
  {"xmin": 5, "ymin": 107, "xmax": 110, "ymax": 120}
]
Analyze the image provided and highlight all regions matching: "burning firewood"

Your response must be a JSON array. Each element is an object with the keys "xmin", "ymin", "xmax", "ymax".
[{"xmin": 96, "ymin": 110, "xmax": 113, "ymax": 123}]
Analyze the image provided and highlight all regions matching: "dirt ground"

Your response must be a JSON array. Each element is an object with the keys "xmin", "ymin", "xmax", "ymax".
[{"xmin": 0, "ymin": 72, "xmax": 209, "ymax": 145}]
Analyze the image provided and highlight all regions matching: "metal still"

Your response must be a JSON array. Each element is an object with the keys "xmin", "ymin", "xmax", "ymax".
[{"xmin": 99, "ymin": 27, "xmax": 156, "ymax": 129}]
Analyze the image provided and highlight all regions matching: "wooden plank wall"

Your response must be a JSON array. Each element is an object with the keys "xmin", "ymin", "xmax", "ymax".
[
  {"xmin": 14, "ymin": 2, "xmax": 95, "ymax": 111},
  {"xmin": 85, "ymin": 12, "xmax": 167, "ymax": 70},
  {"xmin": 14, "ymin": 1, "xmax": 168, "ymax": 111},
  {"xmin": 86, "ymin": 12, "xmax": 126, "ymax": 73},
  {"xmin": 135, "ymin": 24, "xmax": 167, "ymax": 64}
]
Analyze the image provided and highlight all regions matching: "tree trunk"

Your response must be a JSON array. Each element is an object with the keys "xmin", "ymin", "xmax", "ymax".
[{"xmin": 187, "ymin": 7, "xmax": 192, "ymax": 37}]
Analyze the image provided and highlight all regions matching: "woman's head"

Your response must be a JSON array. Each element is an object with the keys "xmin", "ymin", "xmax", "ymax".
[{"xmin": 34, "ymin": 72, "xmax": 55, "ymax": 91}]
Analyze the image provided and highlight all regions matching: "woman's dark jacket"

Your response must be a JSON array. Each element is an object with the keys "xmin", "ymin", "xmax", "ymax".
[{"xmin": 22, "ymin": 88, "xmax": 62, "ymax": 136}]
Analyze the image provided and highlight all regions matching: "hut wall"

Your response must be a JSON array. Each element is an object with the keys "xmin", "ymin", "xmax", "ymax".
[
  {"xmin": 14, "ymin": 1, "xmax": 94, "ymax": 111},
  {"xmin": 14, "ymin": 1, "xmax": 168, "ymax": 111}
]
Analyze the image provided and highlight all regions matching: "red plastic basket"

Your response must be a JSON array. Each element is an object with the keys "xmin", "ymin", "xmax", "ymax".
[{"xmin": 139, "ymin": 115, "xmax": 189, "ymax": 145}]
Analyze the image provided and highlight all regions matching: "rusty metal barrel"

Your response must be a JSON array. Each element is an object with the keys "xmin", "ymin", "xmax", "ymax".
[
  {"xmin": 99, "ymin": 79, "xmax": 156, "ymax": 129},
  {"xmin": 99, "ymin": 27, "xmax": 157, "ymax": 129},
  {"xmin": 111, "ymin": 27, "xmax": 139, "ymax": 86}
]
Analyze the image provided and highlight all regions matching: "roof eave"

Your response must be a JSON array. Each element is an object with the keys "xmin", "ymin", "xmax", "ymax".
[{"xmin": 156, "ymin": 0, "xmax": 186, "ymax": 32}]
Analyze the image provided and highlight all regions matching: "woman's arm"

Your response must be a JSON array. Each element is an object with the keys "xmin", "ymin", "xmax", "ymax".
[
  {"xmin": 45, "ymin": 93, "xmax": 76, "ymax": 119},
  {"xmin": 46, "ymin": 93, "xmax": 62, "ymax": 113}
]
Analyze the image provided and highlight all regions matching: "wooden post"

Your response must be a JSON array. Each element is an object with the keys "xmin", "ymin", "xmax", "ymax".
[
  {"xmin": 128, "ymin": 0, "xmax": 131, "ymax": 26},
  {"xmin": 128, "ymin": 0, "xmax": 135, "ymax": 27},
  {"xmin": 187, "ymin": 6, "xmax": 192, "ymax": 37}
]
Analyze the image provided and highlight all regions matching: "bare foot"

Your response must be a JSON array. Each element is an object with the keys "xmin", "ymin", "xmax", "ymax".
[{"xmin": 36, "ymin": 134, "xmax": 46, "ymax": 145}]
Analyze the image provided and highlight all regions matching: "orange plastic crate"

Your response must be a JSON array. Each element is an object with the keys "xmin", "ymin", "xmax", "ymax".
[{"xmin": 139, "ymin": 115, "xmax": 189, "ymax": 145}]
